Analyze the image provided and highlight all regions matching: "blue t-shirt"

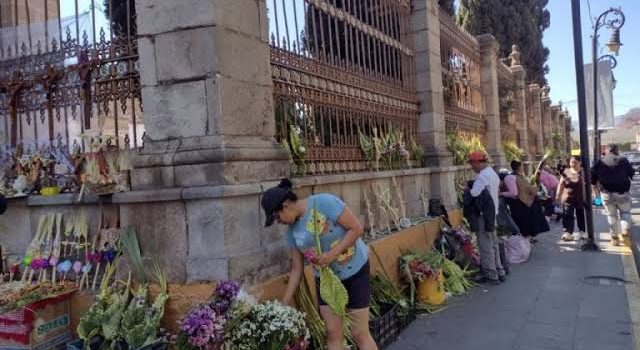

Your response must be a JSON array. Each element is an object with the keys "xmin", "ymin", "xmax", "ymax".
[{"xmin": 287, "ymin": 193, "xmax": 369, "ymax": 280}]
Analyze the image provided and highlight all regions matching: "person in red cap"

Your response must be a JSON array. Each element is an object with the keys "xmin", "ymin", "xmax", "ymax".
[{"xmin": 465, "ymin": 150, "xmax": 506, "ymax": 284}]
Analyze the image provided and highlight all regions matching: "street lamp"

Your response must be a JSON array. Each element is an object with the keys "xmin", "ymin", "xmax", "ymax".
[
  {"xmin": 597, "ymin": 54, "xmax": 618, "ymax": 91},
  {"xmin": 592, "ymin": 8, "xmax": 625, "ymax": 162},
  {"xmin": 570, "ymin": 0, "xmax": 597, "ymax": 251}
]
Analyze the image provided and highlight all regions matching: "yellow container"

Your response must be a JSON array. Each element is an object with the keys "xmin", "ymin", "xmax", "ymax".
[
  {"xmin": 417, "ymin": 269, "xmax": 446, "ymax": 305},
  {"xmin": 41, "ymin": 186, "xmax": 61, "ymax": 196}
]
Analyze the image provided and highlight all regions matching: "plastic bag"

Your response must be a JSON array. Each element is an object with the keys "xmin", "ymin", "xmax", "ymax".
[
  {"xmin": 504, "ymin": 235, "xmax": 531, "ymax": 264},
  {"xmin": 554, "ymin": 205, "xmax": 563, "ymax": 215}
]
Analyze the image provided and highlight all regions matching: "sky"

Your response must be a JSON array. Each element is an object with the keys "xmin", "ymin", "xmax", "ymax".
[{"xmin": 544, "ymin": 0, "xmax": 640, "ymax": 122}]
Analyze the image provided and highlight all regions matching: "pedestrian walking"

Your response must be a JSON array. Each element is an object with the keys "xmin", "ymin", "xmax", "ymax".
[
  {"xmin": 463, "ymin": 151, "xmax": 506, "ymax": 285},
  {"xmin": 556, "ymin": 156, "xmax": 587, "ymax": 241},
  {"xmin": 591, "ymin": 144, "xmax": 635, "ymax": 246}
]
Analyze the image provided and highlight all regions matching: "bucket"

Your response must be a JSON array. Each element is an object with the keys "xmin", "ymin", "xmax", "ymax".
[{"xmin": 416, "ymin": 269, "xmax": 446, "ymax": 305}]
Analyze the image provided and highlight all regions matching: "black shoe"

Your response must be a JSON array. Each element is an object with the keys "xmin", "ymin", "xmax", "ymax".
[
  {"xmin": 499, "ymin": 275, "xmax": 506, "ymax": 283},
  {"xmin": 473, "ymin": 276, "xmax": 501, "ymax": 285}
]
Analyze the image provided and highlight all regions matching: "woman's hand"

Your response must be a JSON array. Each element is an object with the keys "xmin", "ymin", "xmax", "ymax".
[{"xmin": 315, "ymin": 250, "xmax": 338, "ymax": 268}]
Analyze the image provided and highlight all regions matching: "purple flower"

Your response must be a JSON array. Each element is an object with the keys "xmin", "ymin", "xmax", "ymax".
[
  {"xmin": 212, "ymin": 281, "xmax": 240, "ymax": 314},
  {"xmin": 179, "ymin": 305, "xmax": 226, "ymax": 347}
]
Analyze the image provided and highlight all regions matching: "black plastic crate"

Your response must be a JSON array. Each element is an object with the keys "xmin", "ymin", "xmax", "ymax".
[{"xmin": 369, "ymin": 303, "xmax": 400, "ymax": 348}]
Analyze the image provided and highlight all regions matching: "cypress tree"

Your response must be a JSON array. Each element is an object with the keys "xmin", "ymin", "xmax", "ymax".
[{"xmin": 457, "ymin": 0, "xmax": 550, "ymax": 85}]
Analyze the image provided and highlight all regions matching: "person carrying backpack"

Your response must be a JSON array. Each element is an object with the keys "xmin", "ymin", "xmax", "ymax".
[{"xmin": 591, "ymin": 144, "xmax": 635, "ymax": 246}]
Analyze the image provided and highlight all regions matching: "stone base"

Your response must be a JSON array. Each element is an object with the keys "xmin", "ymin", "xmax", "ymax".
[
  {"xmin": 131, "ymin": 136, "xmax": 290, "ymax": 189},
  {"xmin": 423, "ymin": 150, "xmax": 454, "ymax": 167}
]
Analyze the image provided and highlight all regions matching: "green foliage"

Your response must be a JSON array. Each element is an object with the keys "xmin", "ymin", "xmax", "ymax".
[
  {"xmin": 288, "ymin": 126, "xmax": 308, "ymax": 176},
  {"xmin": 311, "ymin": 200, "xmax": 349, "ymax": 330},
  {"xmin": 502, "ymin": 141, "xmax": 524, "ymax": 162},
  {"xmin": 411, "ymin": 137, "xmax": 425, "ymax": 168},
  {"xmin": 446, "ymin": 132, "xmax": 487, "ymax": 165},
  {"xmin": 359, "ymin": 130, "xmax": 374, "ymax": 169},
  {"xmin": 438, "ymin": 0, "xmax": 456, "ymax": 16},
  {"xmin": 121, "ymin": 226, "xmax": 146, "ymax": 283},
  {"xmin": 620, "ymin": 142, "xmax": 633, "ymax": 152},
  {"xmin": 457, "ymin": 0, "xmax": 551, "ymax": 85}
]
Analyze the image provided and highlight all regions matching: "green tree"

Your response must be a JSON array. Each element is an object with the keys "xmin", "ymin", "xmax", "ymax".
[
  {"xmin": 103, "ymin": 0, "xmax": 136, "ymax": 36},
  {"xmin": 439, "ymin": 0, "xmax": 456, "ymax": 16},
  {"xmin": 457, "ymin": 0, "xmax": 550, "ymax": 85}
]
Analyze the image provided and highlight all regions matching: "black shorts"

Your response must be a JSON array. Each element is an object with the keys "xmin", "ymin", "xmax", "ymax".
[{"xmin": 315, "ymin": 261, "xmax": 371, "ymax": 310}]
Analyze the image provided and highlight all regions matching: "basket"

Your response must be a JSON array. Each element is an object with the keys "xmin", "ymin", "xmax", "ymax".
[{"xmin": 369, "ymin": 304, "xmax": 400, "ymax": 349}]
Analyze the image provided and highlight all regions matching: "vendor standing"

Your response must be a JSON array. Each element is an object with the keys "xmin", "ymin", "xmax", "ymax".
[{"xmin": 261, "ymin": 179, "xmax": 378, "ymax": 350}]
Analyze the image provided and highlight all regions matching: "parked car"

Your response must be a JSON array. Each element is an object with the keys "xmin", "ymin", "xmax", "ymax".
[{"xmin": 622, "ymin": 152, "xmax": 640, "ymax": 174}]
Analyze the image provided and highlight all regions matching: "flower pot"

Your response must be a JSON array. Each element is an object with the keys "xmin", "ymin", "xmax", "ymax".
[{"xmin": 416, "ymin": 269, "xmax": 445, "ymax": 305}]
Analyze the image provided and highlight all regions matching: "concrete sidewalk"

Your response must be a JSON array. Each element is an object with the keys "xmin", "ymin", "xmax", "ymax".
[{"xmin": 389, "ymin": 183, "xmax": 640, "ymax": 350}]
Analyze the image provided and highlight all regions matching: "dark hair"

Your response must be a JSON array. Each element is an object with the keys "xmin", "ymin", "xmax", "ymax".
[
  {"xmin": 510, "ymin": 160, "xmax": 522, "ymax": 172},
  {"xmin": 608, "ymin": 143, "xmax": 619, "ymax": 155},
  {"xmin": 277, "ymin": 178, "xmax": 298, "ymax": 203},
  {"xmin": 570, "ymin": 155, "xmax": 581, "ymax": 163}
]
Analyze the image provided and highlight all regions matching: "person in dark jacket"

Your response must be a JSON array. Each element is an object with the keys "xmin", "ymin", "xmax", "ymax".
[
  {"xmin": 591, "ymin": 144, "xmax": 635, "ymax": 246},
  {"xmin": 464, "ymin": 151, "xmax": 505, "ymax": 285}
]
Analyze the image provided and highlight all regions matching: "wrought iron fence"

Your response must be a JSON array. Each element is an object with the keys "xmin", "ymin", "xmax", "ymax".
[
  {"xmin": 439, "ymin": 9, "xmax": 484, "ymax": 136},
  {"xmin": 0, "ymin": 0, "xmax": 142, "ymax": 154},
  {"xmin": 269, "ymin": 0, "xmax": 418, "ymax": 175}
]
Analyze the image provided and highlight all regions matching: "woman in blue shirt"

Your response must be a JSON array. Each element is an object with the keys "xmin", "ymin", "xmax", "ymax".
[{"xmin": 262, "ymin": 179, "xmax": 377, "ymax": 350}]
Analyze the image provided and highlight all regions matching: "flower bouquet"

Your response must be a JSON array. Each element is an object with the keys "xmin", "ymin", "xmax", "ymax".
[
  {"xmin": 452, "ymin": 228, "xmax": 480, "ymax": 266},
  {"xmin": 226, "ymin": 301, "xmax": 310, "ymax": 350},
  {"xmin": 176, "ymin": 281, "xmax": 255, "ymax": 350}
]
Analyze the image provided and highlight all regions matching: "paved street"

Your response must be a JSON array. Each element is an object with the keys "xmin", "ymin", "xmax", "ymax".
[{"xmin": 390, "ymin": 181, "xmax": 640, "ymax": 350}]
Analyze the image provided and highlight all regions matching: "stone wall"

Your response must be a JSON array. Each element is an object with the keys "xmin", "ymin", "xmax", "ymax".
[{"xmin": 0, "ymin": 166, "xmax": 474, "ymax": 284}]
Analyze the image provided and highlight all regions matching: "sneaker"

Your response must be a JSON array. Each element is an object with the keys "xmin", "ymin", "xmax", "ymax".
[
  {"xmin": 611, "ymin": 235, "xmax": 620, "ymax": 246},
  {"xmin": 578, "ymin": 231, "xmax": 587, "ymax": 240},
  {"xmin": 561, "ymin": 233, "xmax": 574, "ymax": 241},
  {"xmin": 499, "ymin": 275, "xmax": 507, "ymax": 283}
]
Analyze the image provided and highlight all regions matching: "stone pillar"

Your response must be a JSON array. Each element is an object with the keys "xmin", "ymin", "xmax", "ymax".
[
  {"xmin": 540, "ymin": 86, "xmax": 552, "ymax": 149},
  {"xmin": 557, "ymin": 108, "xmax": 566, "ymax": 151},
  {"xmin": 564, "ymin": 112, "xmax": 572, "ymax": 153},
  {"xmin": 132, "ymin": 0, "xmax": 288, "ymax": 189},
  {"xmin": 550, "ymin": 105, "xmax": 560, "ymax": 136},
  {"xmin": 121, "ymin": 0, "xmax": 292, "ymax": 283},
  {"xmin": 528, "ymin": 84, "xmax": 543, "ymax": 158},
  {"xmin": 509, "ymin": 46, "xmax": 530, "ymax": 161},
  {"xmin": 411, "ymin": 0, "xmax": 455, "ymax": 208},
  {"xmin": 477, "ymin": 34, "xmax": 505, "ymax": 166},
  {"xmin": 412, "ymin": 0, "xmax": 450, "ymax": 166},
  {"xmin": 550, "ymin": 104, "xmax": 561, "ymax": 152}
]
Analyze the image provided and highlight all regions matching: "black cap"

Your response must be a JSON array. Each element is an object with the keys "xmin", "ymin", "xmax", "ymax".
[{"xmin": 261, "ymin": 179, "xmax": 293, "ymax": 227}]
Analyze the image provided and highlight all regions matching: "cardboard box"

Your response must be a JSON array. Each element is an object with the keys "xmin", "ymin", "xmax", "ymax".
[{"xmin": 0, "ymin": 296, "xmax": 73, "ymax": 350}]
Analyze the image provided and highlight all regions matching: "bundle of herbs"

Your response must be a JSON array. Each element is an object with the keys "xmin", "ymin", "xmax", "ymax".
[
  {"xmin": 441, "ymin": 258, "xmax": 474, "ymax": 296},
  {"xmin": 370, "ymin": 273, "xmax": 410, "ymax": 318},
  {"xmin": 77, "ymin": 227, "xmax": 170, "ymax": 349}
]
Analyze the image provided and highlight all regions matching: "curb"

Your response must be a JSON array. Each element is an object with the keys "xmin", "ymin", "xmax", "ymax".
[{"xmin": 622, "ymin": 226, "xmax": 640, "ymax": 350}]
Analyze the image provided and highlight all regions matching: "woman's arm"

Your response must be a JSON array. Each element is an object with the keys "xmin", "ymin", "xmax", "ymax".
[
  {"xmin": 316, "ymin": 207, "xmax": 364, "ymax": 267},
  {"xmin": 555, "ymin": 177, "xmax": 565, "ymax": 203},
  {"xmin": 282, "ymin": 248, "xmax": 304, "ymax": 306}
]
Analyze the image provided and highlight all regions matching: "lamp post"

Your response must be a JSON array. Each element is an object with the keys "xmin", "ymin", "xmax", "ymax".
[
  {"xmin": 570, "ymin": 0, "xmax": 597, "ymax": 251},
  {"xmin": 592, "ymin": 8, "xmax": 625, "ymax": 162}
]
